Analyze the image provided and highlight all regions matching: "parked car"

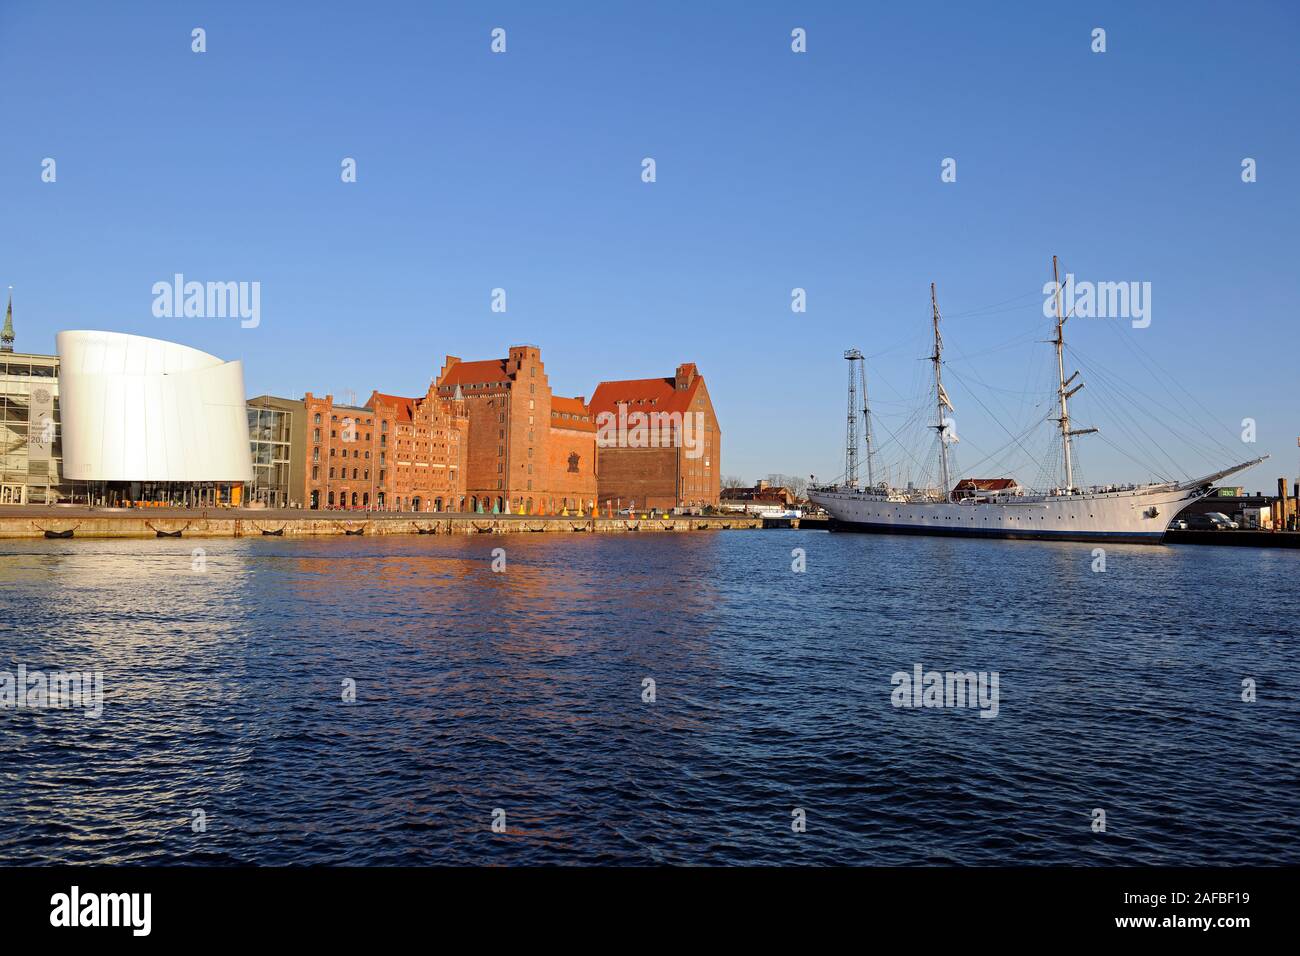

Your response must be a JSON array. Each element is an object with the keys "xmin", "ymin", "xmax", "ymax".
[
  {"xmin": 1206, "ymin": 512, "xmax": 1240, "ymax": 529},
  {"xmin": 1186, "ymin": 513, "xmax": 1236, "ymax": 530},
  {"xmin": 1168, "ymin": 518, "xmax": 1188, "ymax": 530}
]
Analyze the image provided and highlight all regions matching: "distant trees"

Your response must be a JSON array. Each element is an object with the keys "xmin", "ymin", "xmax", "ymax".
[
  {"xmin": 766, "ymin": 474, "xmax": 808, "ymax": 498},
  {"xmin": 721, "ymin": 473, "xmax": 809, "ymax": 497}
]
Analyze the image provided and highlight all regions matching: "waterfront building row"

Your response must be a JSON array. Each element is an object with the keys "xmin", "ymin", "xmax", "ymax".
[
  {"xmin": 1, "ymin": 305, "xmax": 720, "ymax": 511},
  {"xmin": 250, "ymin": 345, "xmax": 722, "ymax": 513}
]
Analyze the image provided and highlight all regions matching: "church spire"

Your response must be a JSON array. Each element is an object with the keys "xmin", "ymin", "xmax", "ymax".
[{"xmin": 1, "ymin": 287, "xmax": 14, "ymax": 352}]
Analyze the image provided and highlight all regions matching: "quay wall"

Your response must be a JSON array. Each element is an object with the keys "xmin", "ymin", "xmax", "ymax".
[{"xmin": 0, "ymin": 511, "xmax": 762, "ymax": 540}]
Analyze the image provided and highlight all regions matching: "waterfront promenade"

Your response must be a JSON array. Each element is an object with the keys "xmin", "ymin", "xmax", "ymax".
[{"xmin": 0, "ymin": 505, "xmax": 762, "ymax": 539}]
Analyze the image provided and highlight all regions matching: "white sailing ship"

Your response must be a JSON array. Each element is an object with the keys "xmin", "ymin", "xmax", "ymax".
[{"xmin": 809, "ymin": 258, "xmax": 1265, "ymax": 543}]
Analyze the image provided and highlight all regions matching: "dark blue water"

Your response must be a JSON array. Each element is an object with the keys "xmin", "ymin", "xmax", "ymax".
[{"xmin": 1, "ymin": 531, "xmax": 1296, "ymax": 865}]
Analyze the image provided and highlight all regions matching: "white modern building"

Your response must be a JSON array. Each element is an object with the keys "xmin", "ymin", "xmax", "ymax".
[{"xmin": 57, "ymin": 330, "xmax": 253, "ymax": 504}]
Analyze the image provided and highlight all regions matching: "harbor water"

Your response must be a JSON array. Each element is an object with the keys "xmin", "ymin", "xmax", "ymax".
[{"xmin": 1, "ymin": 531, "xmax": 1297, "ymax": 865}]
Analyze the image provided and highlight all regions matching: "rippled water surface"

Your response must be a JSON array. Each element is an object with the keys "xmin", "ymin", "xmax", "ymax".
[{"xmin": 1, "ymin": 531, "xmax": 1297, "ymax": 865}]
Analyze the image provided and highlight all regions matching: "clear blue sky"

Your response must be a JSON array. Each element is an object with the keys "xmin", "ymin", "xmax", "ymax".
[{"xmin": 2, "ymin": 1, "xmax": 1297, "ymax": 490}]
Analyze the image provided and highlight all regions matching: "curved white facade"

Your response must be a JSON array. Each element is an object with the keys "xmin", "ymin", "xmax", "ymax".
[{"xmin": 57, "ymin": 331, "xmax": 254, "ymax": 483}]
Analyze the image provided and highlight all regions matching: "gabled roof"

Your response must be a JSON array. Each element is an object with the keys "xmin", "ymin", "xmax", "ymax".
[
  {"xmin": 438, "ymin": 359, "xmax": 509, "ymax": 388},
  {"xmin": 370, "ymin": 392, "xmax": 417, "ymax": 422},
  {"xmin": 589, "ymin": 376, "xmax": 700, "ymax": 416}
]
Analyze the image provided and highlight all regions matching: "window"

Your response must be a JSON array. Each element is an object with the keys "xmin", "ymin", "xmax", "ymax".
[
  {"xmin": 314, "ymin": 414, "xmax": 321, "ymax": 425},
  {"xmin": 313, "ymin": 428, "xmax": 320, "ymax": 442}
]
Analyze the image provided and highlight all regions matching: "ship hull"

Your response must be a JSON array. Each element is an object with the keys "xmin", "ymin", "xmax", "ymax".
[
  {"xmin": 825, "ymin": 516, "xmax": 1163, "ymax": 543},
  {"xmin": 809, "ymin": 485, "xmax": 1203, "ymax": 545}
]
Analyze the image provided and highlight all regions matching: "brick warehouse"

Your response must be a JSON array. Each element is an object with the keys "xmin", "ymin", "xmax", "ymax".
[
  {"xmin": 588, "ymin": 363, "xmax": 721, "ymax": 511},
  {"xmin": 247, "ymin": 347, "xmax": 719, "ymax": 513},
  {"xmin": 434, "ymin": 345, "xmax": 598, "ymax": 514}
]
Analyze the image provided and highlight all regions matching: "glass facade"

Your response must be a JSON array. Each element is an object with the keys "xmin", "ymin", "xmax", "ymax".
[
  {"xmin": 247, "ymin": 405, "xmax": 293, "ymax": 507},
  {"xmin": 0, "ymin": 353, "xmax": 64, "ymax": 504}
]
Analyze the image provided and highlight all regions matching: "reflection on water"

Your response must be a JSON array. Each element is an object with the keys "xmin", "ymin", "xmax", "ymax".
[{"xmin": 0, "ymin": 532, "xmax": 1296, "ymax": 865}]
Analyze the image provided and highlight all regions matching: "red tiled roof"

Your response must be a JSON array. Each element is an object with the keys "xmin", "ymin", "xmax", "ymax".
[
  {"xmin": 550, "ymin": 395, "xmax": 596, "ymax": 433},
  {"xmin": 370, "ymin": 392, "xmax": 417, "ymax": 423},
  {"xmin": 438, "ymin": 359, "xmax": 509, "ymax": 388},
  {"xmin": 589, "ymin": 376, "xmax": 699, "ymax": 416},
  {"xmin": 954, "ymin": 478, "xmax": 1019, "ymax": 491},
  {"xmin": 722, "ymin": 486, "xmax": 796, "ymax": 503}
]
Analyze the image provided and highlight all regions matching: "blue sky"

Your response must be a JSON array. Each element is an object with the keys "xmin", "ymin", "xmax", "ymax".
[{"xmin": 2, "ymin": 1, "xmax": 1297, "ymax": 489}]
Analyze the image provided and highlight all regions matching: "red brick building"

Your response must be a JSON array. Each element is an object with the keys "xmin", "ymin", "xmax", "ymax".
[
  {"xmin": 303, "ymin": 393, "xmax": 387, "ymax": 510},
  {"xmin": 367, "ymin": 384, "xmax": 469, "ymax": 512},
  {"xmin": 260, "ymin": 347, "xmax": 718, "ymax": 514},
  {"xmin": 434, "ymin": 345, "xmax": 598, "ymax": 514},
  {"xmin": 301, "ymin": 385, "xmax": 468, "ymax": 512},
  {"xmin": 589, "ymin": 362, "xmax": 721, "ymax": 511}
]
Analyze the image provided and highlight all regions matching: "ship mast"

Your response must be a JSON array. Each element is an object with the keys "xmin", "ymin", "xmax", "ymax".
[
  {"xmin": 860, "ymin": 358, "xmax": 875, "ymax": 488},
  {"xmin": 1050, "ymin": 255, "xmax": 1097, "ymax": 491},
  {"xmin": 930, "ymin": 283, "xmax": 952, "ymax": 501},
  {"xmin": 843, "ymin": 349, "xmax": 862, "ymax": 487}
]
